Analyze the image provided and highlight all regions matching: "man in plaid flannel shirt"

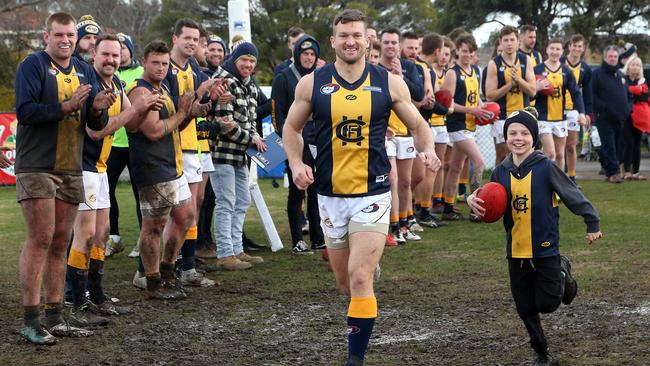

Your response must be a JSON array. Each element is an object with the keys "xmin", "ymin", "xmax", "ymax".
[{"xmin": 209, "ymin": 42, "xmax": 267, "ymax": 270}]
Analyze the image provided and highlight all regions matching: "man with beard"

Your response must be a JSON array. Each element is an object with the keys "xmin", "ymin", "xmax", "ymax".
[
  {"xmin": 205, "ymin": 34, "xmax": 227, "ymax": 76},
  {"xmin": 272, "ymin": 34, "xmax": 325, "ymax": 255},
  {"xmin": 66, "ymin": 34, "xmax": 158, "ymax": 324},
  {"xmin": 15, "ymin": 12, "xmax": 110, "ymax": 344},
  {"xmin": 283, "ymin": 9, "xmax": 439, "ymax": 364},
  {"xmin": 105, "ymin": 32, "xmax": 144, "ymax": 258},
  {"xmin": 74, "ymin": 15, "xmax": 101, "ymax": 64}
]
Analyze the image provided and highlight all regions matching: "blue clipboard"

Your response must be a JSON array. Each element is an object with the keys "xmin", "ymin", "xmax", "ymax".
[{"xmin": 246, "ymin": 132, "xmax": 287, "ymax": 173}]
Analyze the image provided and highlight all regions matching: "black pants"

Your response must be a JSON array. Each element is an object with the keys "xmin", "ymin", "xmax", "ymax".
[
  {"xmin": 508, "ymin": 256, "xmax": 563, "ymax": 354},
  {"xmin": 107, "ymin": 146, "xmax": 142, "ymax": 235},
  {"xmin": 286, "ymin": 148, "xmax": 324, "ymax": 246},
  {"xmin": 595, "ymin": 116, "xmax": 623, "ymax": 177},
  {"xmin": 197, "ymin": 176, "xmax": 215, "ymax": 248},
  {"xmin": 622, "ymin": 118, "xmax": 642, "ymax": 174}
]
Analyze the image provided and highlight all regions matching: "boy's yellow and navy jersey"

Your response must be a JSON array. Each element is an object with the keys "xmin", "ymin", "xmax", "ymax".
[
  {"xmin": 14, "ymin": 51, "xmax": 105, "ymax": 175},
  {"xmin": 126, "ymin": 79, "xmax": 183, "ymax": 187},
  {"xmin": 378, "ymin": 59, "xmax": 424, "ymax": 137},
  {"xmin": 561, "ymin": 57, "xmax": 593, "ymax": 114},
  {"xmin": 518, "ymin": 49, "xmax": 542, "ymax": 67},
  {"xmin": 533, "ymin": 63, "xmax": 584, "ymax": 121},
  {"xmin": 447, "ymin": 64, "xmax": 481, "ymax": 132},
  {"xmin": 163, "ymin": 57, "xmax": 207, "ymax": 153},
  {"xmin": 83, "ymin": 73, "xmax": 123, "ymax": 173},
  {"xmin": 493, "ymin": 53, "xmax": 530, "ymax": 119},
  {"xmin": 491, "ymin": 151, "xmax": 599, "ymax": 259},
  {"xmin": 429, "ymin": 68, "xmax": 447, "ymax": 127},
  {"xmin": 311, "ymin": 63, "xmax": 392, "ymax": 197}
]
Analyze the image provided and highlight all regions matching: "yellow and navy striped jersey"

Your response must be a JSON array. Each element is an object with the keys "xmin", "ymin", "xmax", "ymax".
[
  {"xmin": 14, "ymin": 51, "xmax": 104, "ymax": 175},
  {"xmin": 493, "ymin": 53, "xmax": 530, "ymax": 119},
  {"xmin": 519, "ymin": 49, "xmax": 542, "ymax": 68},
  {"xmin": 561, "ymin": 57, "xmax": 592, "ymax": 114},
  {"xmin": 126, "ymin": 79, "xmax": 183, "ymax": 187},
  {"xmin": 447, "ymin": 64, "xmax": 481, "ymax": 132},
  {"xmin": 311, "ymin": 63, "xmax": 392, "ymax": 197},
  {"xmin": 429, "ymin": 68, "xmax": 446, "ymax": 127},
  {"xmin": 533, "ymin": 63, "xmax": 585, "ymax": 121},
  {"xmin": 492, "ymin": 151, "xmax": 599, "ymax": 258},
  {"xmin": 83, "ymin": 73, "xmax": 123, "ymax": 173}
]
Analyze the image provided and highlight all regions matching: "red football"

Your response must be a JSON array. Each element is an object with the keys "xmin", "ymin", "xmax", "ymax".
[
  {"xmin": 476, "ymin": 102, "xmax": 500, "ymax": 126},
  {"xmin": 434, "ymin": 89, "xmax": 453, "ymax": 109},
  {"xmin": 476, "ymin": 182, "xmax": 508, "ymax": 223},
  {"xmin": 536, "ymin": 74, "xmax": 555, "ymax": 96}
]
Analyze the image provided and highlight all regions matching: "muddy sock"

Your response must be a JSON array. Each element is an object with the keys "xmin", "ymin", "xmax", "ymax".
[
  {"xmin": 181, "ymin": 226, "xmax": 197, "ymax": 271},
  {"xmin": 67, "ymin": 249, "xmax": 89, "ymax": 308},
  {"xmin": 88, "ymin": 258, "xmax": 106, "ymax": 304},
  {"xmin": 160, "ymin": 261, "xmax": 175, "ymax": 281},
  {"xmin": 23, "ymin": 305, "xmax": 40, "ymax": 326},
  {"xmin": 43, "ymin": 303, "xmax": 63, "ymax": 324},
  {"xmin": 145, "ymin": 273, "xmax": 162, "ymax": 292},
  {"xmin": 347, "ymin": 297, "xmax": 377, "ymax": 365}
]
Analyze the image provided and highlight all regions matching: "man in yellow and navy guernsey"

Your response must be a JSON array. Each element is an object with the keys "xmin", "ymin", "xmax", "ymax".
[
  {"xmin": 66, "ymin": 34, "xmax": 158, "ymax": 326},
  {"xmin": 534, "ymin": 38, "xmax": 586, "ymax": 169},
  {"xmin": 485, "ymin": 26, "xmax": 537, "ymax": 165},
  {"xmin": 125, "ymin": 40, "xmax": 215, "ymax": 300},
  {"xmin": 14, "ymin": 12, "xmax": 111, "ymax": 345},
  {"xmin": 283, "ymin": 9, "xmax": 440, "ymax": 365},
  {"xmin": 163, "ymin": 18, "xmax": 216, "ymax": 287},
  {"xmin": 562, "ymin": 34, "xmax": 593, "ymax": 184},
  {"xmin": 468, "ymin": 108, "xmax": 601, "ymax": 365}
]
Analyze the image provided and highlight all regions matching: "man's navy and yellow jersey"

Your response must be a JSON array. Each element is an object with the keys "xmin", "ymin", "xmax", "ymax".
[
  {"xmin": 126, "ymin": 79, "xmax": 183, "ymax": 187},
  {"xmin": 113, "ymin": 63, "xmax": 143, "ymax": 148},
  {"xmin": 533, "ymin": 63, "xmax": 585, "ymax": 121},
  {"xmin": 311, "ymin": 63, "xmax": 392, "ymax": 197},
  {"xmin": 491, "ymin": 151, "xmax": 599, "ymax": 259},
  {"xmin": 163, "ymin": 57, "xmax": 207, "ymax": 153},
  {"xmin": 82, "ymin": 73, "xmax": 124, "ymax": 173},
  {"xmin": 561, "ymin": 57, "xmax": 593, "ymax": 115},
  {"xmin": 519, "ymin": 49, "xmax": 542, "ymax": 67},
  {"xmin": 14, "ymin": 51, "xmax": 106, "ymax": 175},
  {"xmin": 429, "ymin": 68, "xmax": 447, "ymax": 127},
  {"xmin": 378, "ymin": 59, "xmax": 423, "ymax": 137},
  {"xmin": 493, "ymin": 53, "xmax": 530, "ymax": 119},
  {"xmin": 447, "ymin": 64, "xmax": 481, "ymax": 132}
]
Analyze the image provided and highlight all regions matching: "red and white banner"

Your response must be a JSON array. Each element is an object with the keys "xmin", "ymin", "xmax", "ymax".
[{"xmin": 0, "ymin": 113, "xmax": 17, "ymax": 185}]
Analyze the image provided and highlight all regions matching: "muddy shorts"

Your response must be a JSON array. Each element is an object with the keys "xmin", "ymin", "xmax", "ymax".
[
  {"xmin": 16, "ymin": 172, "xmax": 84, "ymax": 204},
  {"xmin": 318, "ymin": 191, "xmax": 391, "ymax": 249},
  {"xmin": 138, "ymin": 175, "xmax": 191, "ymax": 217}
]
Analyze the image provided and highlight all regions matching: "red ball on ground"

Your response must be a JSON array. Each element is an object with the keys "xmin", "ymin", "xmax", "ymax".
[{"xmin": 476, "ymin": 182, "xmax": 508, "ymax": 223}]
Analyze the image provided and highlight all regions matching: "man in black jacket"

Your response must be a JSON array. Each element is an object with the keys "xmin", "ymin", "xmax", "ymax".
[
  {"xmin": 272, "ymin": 35, "xmax": 325, "ymax": 254},
  {"xmin": 591, "ymin": 45, "xmax": 631, "ymax": 183}
]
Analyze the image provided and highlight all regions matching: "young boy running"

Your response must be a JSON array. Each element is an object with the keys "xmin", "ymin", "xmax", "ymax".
[{"xmin": 467, "ymin": 108, "xmax": 602, "ymax": 365}]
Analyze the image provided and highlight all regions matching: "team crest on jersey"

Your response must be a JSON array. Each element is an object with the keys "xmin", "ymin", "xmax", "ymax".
[
  {"xmin": 499, "ymin": 66, "xmax": 505, "ymax": 72},
  {"xmin": 320, "ymin": 83, "xmax": 340, "ymax": 95},
  {"xmin": 542, "ymin": 72, "xmax": 548, "ymax": 76},
  {"xmin": 460, "ymin": 75, "xmax": 465, "ymax": 81},
  {"xmin": 172, "ymin": 68, "xmax": 178, "ymax": 75},
  {"xmin": 72, "ymin": 72, "xmax": 85, "ymax": 78},
  {"xmin": 513, "ymin": 194, "xmax": 529, "ymax": 213},
  {"xmin": 467, "ymin": 91, "xmax": 478, "ymax": 104},
  {"xmin": 363, "ymin": 86, "xmax": 382, "ymax": 93},
  {"xmin": 336, "ymin": 116, "xmax": 365, "ymax": 146},
  {"xmin": 48, "ymin": 67, "xmax": 58, "ymax": 76}
]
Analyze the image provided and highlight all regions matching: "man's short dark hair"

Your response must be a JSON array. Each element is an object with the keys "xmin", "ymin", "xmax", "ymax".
[
  {"xmin": 421, "ymin": 32, "xmax": 443, "ymax": 56},
  {"xmin": 380, "ymin": 27, "xmax": 400, "ymax": 40},
  {"xmin": 371, "ymin": 40, "xmax": 381, "ymax": 52},
  {"xmin": 143, "ymin": 40, "xmax": 171, "ymax": 59},
  {"xmin": 569, "ymin": 34, "xmax": 585, "ymax": 45},
  {"xmin": 46, "ymin": 12, "xmax": 76, "ymax": 32},
  {"xmin": 174, "ymin": 18, "xmax": 200, "ymax": 36},
  {"xmin": 447, "ymin": 27, "xmax": 468, "ymax": 43},
  {"xmin": 332, "ymin": 9, "xmax": 366, "ymax": 35},
  {"xmin": 499, "ymin": 26, "xmax": 518, "ymax": 39},
  {"xmin": 401, "ymin": 31, "xmax": 419, "ymax": 41},
  {"xmin": 95, "ymin": 33, "xmax": 120, "ymax": 52},
  {"xmin": 199, "ymin": 26, "xmax": 208, "ymax": 40},
  {"xmin": 519, "ymin": 24, "xmax": 536, "ymax": 35},
  {"xmin": 455, "ymin": 34, "xmax": 477, "ymax": 52},
  {"xmin": 547, "ymin": 37, "xmax": 564, "ymax": 47},
  {"xmin": 287, "ymin": 26, "xmax": 305, "ymax": 39}
]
